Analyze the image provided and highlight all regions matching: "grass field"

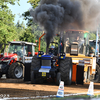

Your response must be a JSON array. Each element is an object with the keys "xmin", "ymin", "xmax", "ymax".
[{"xmin": 33, "ymin": 94, "xmax": 100, "ymax": 100}]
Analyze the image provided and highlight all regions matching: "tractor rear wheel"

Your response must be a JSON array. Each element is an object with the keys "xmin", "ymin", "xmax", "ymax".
[
  {"xmin": 8, "ymin": 62, "xmax": 24, "ymax": 79},
  {"xmin": 24, "ymin": 64, "xmax": 31, "ymax": 81},
  {"xmin": 31, "ymin": 71, "xmax": 36, "ymax": 84},
  {"xmin": 59, "ymin": 57, "xmax": 72, "ymax": 85},
  {"xmin": 31, "ymin": 55, "xmax": 42, "ymax": 84},
  {"xmin": 90, "ymin": 64, "xmax": 100, "ymax": 83}
]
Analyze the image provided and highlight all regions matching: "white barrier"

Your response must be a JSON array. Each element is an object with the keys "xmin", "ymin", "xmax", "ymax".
[
  {"xmin": 56, "ymin": 81, "xmax": 64, "ymax": 97},
  {"xmin": 87, "ymin": 81, "xmax": 94, "ymax": 96}
]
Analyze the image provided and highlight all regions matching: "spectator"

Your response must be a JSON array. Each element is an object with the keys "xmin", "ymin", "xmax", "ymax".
[
  {"xmin": 49, "ymin": 45, "xmax": 55, "ymax": 55},
  {"xmin": 89, "ymin": 46, "xmax": 95, "ymax": 56}
]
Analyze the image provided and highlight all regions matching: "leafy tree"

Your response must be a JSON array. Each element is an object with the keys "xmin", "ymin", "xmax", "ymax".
[
  {"xmin": 15, "ymin": 20, "xmax": 25, "ymax": 41},
  {"xmin": 31, "ymin": 23, "xmax": 46, "ymax": 52},
  {"xmin": 19, "ymin": 27, "xmax": 34, "ymax": 42},
  {"xmin": 22, "ymin": 0, "xmax": 48, "ymax": 52},
  {"xmin": 27, "ymin": 0, "xmax": 40, "ymax": 8},
  {"xmin": 0, "ymin": 0, "xmax": 20, "ymax": 53},
  {"xmin": 19, "ymin": 24, "xmax": 46, "ymax": 52}
]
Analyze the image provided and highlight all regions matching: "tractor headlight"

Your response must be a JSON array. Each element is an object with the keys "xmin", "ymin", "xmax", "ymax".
[
  {"xmin": 60, "ymin": 52, "xmax": 65, "ymax": 56},
  {"xmin": 38, "ymin": 51, "xmax": 44, "ymax": 57},
  {"xmin": 60, "ymin": 52, "xmax": 65, "ymax": 59},
  {"xmin": 38, "ymin": 51, "xmax": 44, "ymax": 55}
]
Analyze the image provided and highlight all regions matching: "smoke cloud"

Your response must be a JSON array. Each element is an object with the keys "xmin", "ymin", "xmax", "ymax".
[{"xmin": 30, "ymin": 0, "xmax": 100, "ymax": 48}]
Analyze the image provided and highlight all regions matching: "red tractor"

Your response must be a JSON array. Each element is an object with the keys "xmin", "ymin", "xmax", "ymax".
[{"xmin": 0, "ymin": 41, "xmax": 36, "ymax": 80}]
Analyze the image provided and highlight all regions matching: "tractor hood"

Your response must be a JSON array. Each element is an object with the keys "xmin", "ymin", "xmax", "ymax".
[
  {"xmin": 41, "ymin": 54, "xmax": 52, "ymax": 60},
  {"xmin": 0, "ymin": 53, "xmax": 17, "ymax": 61}
]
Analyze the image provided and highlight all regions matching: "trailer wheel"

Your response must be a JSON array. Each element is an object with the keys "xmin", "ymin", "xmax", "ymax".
[
  {"xmin": 8, "ymin": 62, "xmax": 24, "ymax": 79},
  {"xmin": 56, "ymin": 72, "xmax": 61, "ymax": 85},
  {"xmin": 59, "ymin": 57, "xmax": 72, "ymax": 85},
  {"xmin": 90, "ymin": 64, "xmax": 100, "ymax": 83},
  {"xmin": 31, "ymin": 55, "xmax": 41, "ymax": 84}
]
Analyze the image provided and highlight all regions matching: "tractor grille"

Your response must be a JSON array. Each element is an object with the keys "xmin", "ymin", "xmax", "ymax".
[{"xmin": 42, "ymin": 60, "xmax": 51, "ymax": 66}]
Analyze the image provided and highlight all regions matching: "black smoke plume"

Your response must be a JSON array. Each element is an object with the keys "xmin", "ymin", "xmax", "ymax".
[{"xmin": 30, "ymin": 0, "xmax": 100, "ymax": 48}]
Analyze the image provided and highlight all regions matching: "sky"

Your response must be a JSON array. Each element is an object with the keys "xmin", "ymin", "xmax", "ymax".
[{"xmin": 8, "ymin": 0, "xmax": 32, "ymax": 26}]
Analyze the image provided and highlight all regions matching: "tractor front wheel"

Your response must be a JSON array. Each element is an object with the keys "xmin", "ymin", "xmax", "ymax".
[
  {"xmin": 8, "ymin": 62, "xmax": 24, "ymax": 79},
  {"xmin": 59, "ymin": 57, "xmax": 72, "ymax": 85},
  {"xmin": 31, "ymin": 55, "xmax": 42, "ymax": 84}
]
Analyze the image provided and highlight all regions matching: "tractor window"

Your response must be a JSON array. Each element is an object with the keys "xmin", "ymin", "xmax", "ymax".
[
  {"xmin": 78, "ymin": 42, "xmax": 84, "ymax": 54},
  {"xmin": 65, "ymin": 31, "xmax": 84, "ymax": 44},
  {"xmin": 89, "ymin": 41, "xmax": 95, "ymax": 49},
  {"xmin": 65, "ymin": 31, "xmax": 85, "ymax": 54},
  {"xmin": 89, "ymin": 41, "xmax": 100, "ymax": 55},
  {"xmin": 8, "ymin": 44, "xmax": 23, "ymax": 55},
  {"xmin": 25, "ymin": 45, "xmax": 32, "ymax": 57},
  {"xmin": 89, "ymin": 41, "xmax": 95, "ymax": 55},
  {"xmin": 49, "ymin": 42, "xmax": 58, "ymax": 55}
]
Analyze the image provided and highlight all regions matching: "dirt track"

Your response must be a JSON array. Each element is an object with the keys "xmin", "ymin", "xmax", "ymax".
[{"xmin": 0, "ymin": 78, "xmax": 100, "ymax": 99}]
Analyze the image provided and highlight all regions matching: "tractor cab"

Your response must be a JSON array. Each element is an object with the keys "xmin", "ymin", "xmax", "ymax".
[
  {"xmin": 63, "ymin": 30, "xmax": 89, "ymax": 56},
  {"xmin": 3, "ymin": 41, "xmax": 36, "ymax": 62}
]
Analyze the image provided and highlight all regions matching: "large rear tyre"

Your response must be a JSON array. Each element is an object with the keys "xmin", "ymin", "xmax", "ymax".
[
  {"xmin": 59, "ymin": 57, "xmax": 72, "ymax": 85},
  {"xmin": 31, "ymin": 71, "xmax": 36, "ymax": 84},
  {"xmin": 31, "ymin": 55, "xmax": 40, "ymax": 71},
  {"xmin": 31, "ymin": 55, "xmax": 42, "ymax": 84},
  {"xmin": 8, "ymin": 62, "xmax": 24, "ymax": 79},
  {"xmin": 90, "ymin": 64, "xmax": 100, "ymax": 83}
]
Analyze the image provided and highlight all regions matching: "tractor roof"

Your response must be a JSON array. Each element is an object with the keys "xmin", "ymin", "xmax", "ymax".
[
  {"xmin": 66, "ymin": 29, "xmax": 89, "ymax": 33},
  {"xmin": 89, "ymin": 40, "xmax": 100, "ymax": 42},
  {"xmin": 8, "ymin": 41, "xmax": 36, "ymax": 46}
]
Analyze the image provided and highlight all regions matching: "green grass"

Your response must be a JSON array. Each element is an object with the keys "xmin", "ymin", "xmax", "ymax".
[{"xmin": 32, "ymin": 94, "xmax": 100, "ymax": 100}]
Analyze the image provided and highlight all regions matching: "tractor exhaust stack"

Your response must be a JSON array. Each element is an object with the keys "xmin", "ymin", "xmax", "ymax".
[{"xmin": 46, "ymin": 46, "xmax": 49, "ymax": 54}]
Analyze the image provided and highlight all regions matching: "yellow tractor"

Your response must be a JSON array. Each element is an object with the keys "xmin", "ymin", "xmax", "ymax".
[{"xmin": 63, "ymin": 29, "xmax": 98, "ymax": 84}]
